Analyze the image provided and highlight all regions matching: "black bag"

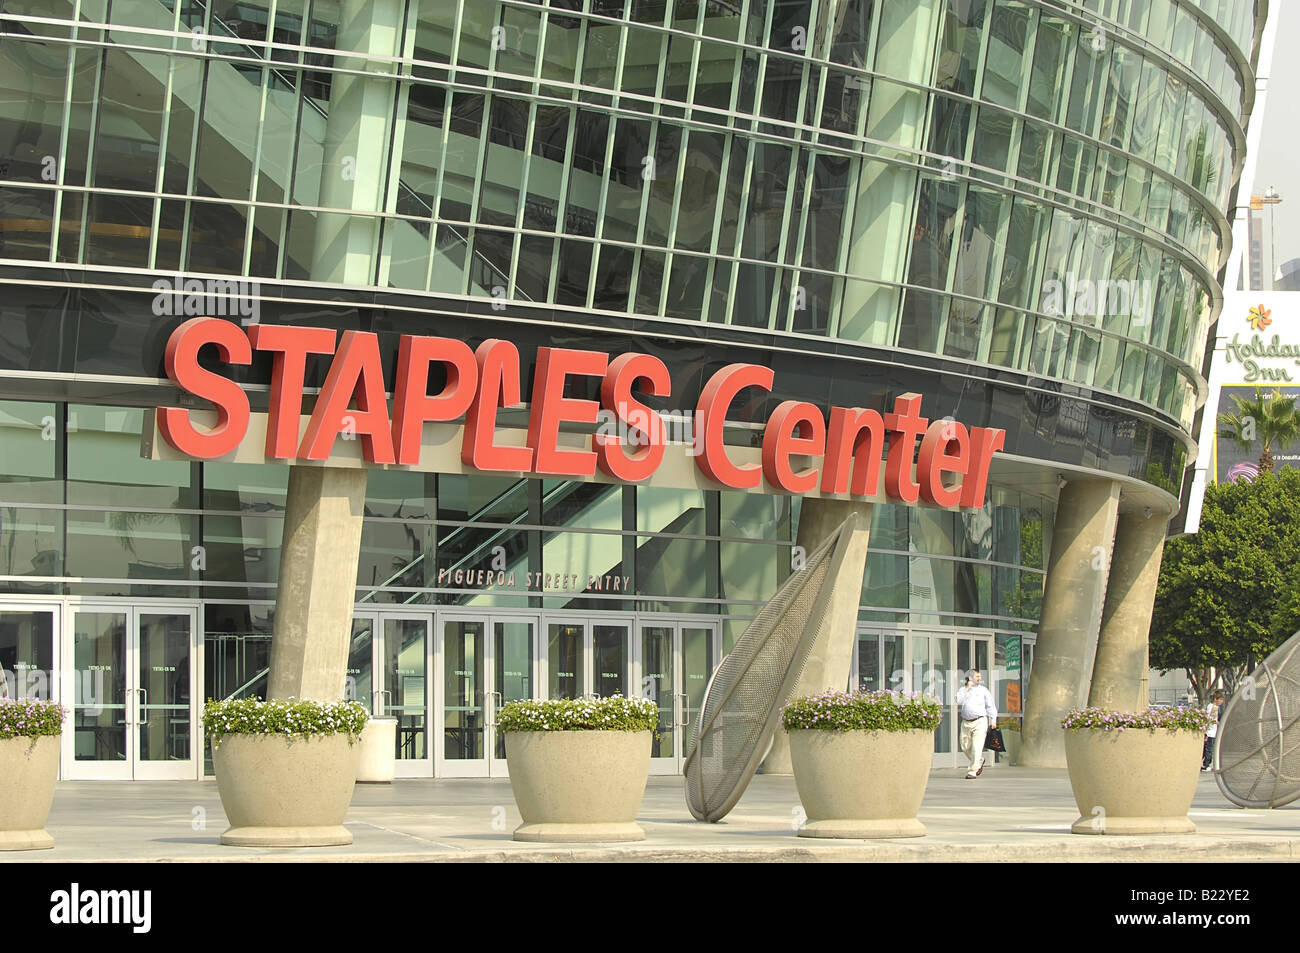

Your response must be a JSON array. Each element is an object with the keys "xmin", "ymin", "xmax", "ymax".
[{"xmin": 983, "ymin": 727, "xmax": 1005, "ymax": 752}]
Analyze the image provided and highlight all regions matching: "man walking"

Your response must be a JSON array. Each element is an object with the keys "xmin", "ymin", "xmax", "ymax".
[{"xmin": 956, "ymin": 669, "xmax": 997, "ymax": 779}]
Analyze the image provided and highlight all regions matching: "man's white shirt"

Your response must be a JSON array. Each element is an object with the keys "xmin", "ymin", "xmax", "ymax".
[{"xmin": 956, "ymin": 684, "xmax": 997, "ymax": 721}]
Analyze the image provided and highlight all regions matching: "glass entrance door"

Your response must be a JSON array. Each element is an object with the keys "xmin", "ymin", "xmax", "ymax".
[
  {"xmin": 350, "ymin": 612, "xmax": 433, "ymax": 777},
  {"xmin": 63, "ymin": 605, "xmax": 198, "ymax": 780},
  {"xmin": 440, "ymin": 615, "xmax": 538, "ymax": 777},
  {"xmin": 544, "ymin": 618, "xmax": 633, "ymax": 702},
  {"xmin": 638, "ymin": 620, "xmax": 719, "ymax": 775}
]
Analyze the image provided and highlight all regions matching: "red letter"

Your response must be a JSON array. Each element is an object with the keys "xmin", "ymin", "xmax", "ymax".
[
  {"xmin": 917, "ymin": 420, "xmax": 970, "ymax": 507},
  {"xmin": 461, "ymin": 339, "xmax": 534, "ymax": 472},
  {"xmin": 959, "ymin": 427, "xmax": 1006, "ymax": 508},
  {"xmin": 299, "ymin": 330, "xmax": 395, "ymax": 463},
  {"xmin": 761, "ymin": 401, "xmax": 825, "ymax": 493},
  {"xmin": 882, "ymin": 393, "xmax": 929, "ymax": 504},
  {"xmin": 527, "ymin": 347, "xmax": 610, "ymax": 477},
  {"xmin": 694, "ymin": 364, "xmax": 774, "ymax": 489},
  {"xmin": 247, "ymin": 324, "xmax": 337, "ymax": 459},
  {"xmin": 595, "ymin": 352, "xmax": 670, "ymax": 482},
  {"xmin": 821, "ymin": 407, "xmax": 885, "ymax": 496},
  {"xmin": 157, "ymin": 317, "xmax": 252, "ymax": 459},
  {"xmin": 391, "ymin": 335, "xmax": 478, "ymax": 466}
]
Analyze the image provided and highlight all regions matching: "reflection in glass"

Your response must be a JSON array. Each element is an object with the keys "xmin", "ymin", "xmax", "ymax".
[
  {"xmin": 593, "ymin": 624, "xmax": 627, "ymax": 699},
  {"xmin": 347, "ymin": 617, "xmax": 374, "ymax": 714},
  {"xmin": 138, "ymin": 613, "xmax": 190, "ymax": 762},
  {"xmin": 641, "ymin": 626, "xmax": 673, "ymax": 757},
  {"xmin": 682, "ymin": 627, "xmax": 713, "ymax": 753},
  {"xmin": 386, "ymin": 618, "xmax": 427, "ymax": 759},
  {"xmin": 0, "ymin": 610, "xmax": 54, "ymax": 699},
  {"xmin": 444, "ymin": 620, "xmax": 482, "ymax": 760},
  {"xmin": 548, "ymin": 622, "xmax": 583, "ymax": 699},
  {"xmin": 494, "ymin": 620, "xmax": 533, "ymax": 758},
  {"xmin": 73, "ymin": 611, "xmax": 127, "ymax": 761}
]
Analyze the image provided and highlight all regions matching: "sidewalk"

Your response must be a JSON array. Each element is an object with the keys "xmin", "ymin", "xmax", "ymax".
[{"xmin": 8, "ymin": 768, "xmax": 1298, "ymax": 863}]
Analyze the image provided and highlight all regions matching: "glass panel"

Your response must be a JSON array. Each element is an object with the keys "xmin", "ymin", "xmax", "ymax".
[
  {"xmin": 385, "ymin": 618, "xmax": 426, "ymax": 760},
  {"xmin": 347, "ymin": 617, "xmax": 374, "ymax": 714},
  {"xmin": 73, "ymin": 611, "xmax": 127, "ymax": 761},
  {"xmin": 682, "ymin": 626, "xmax": 713, "ymax": 751},
  {"xmin": 443, "ymin": 619, "xmax": 482, "ymax": 760},
  {"xmin": 137, "ymin": 613, "xmax": 191, "ymax": 762},
  {"xmin": 493, "ymin": 620, "xmax": 533, "ymax": 758},
  {"xmin": 547, "ymin": 622, "xmax": 583, "ymax": 699},
  {"xmin": 855, "ymin": 631, "xmax": 879, "ymax": 691},
  {"xmin": 932, "ymin": 636, "xmax": 952, "ymax": 754},
  {"xmin": 883, "ymin": 633, "xmax": 905, "ymax": 689},
  {"xmin": 0, "ymin": 609, "xmax": 55, "ymax": 699},
  {"xmin": 641, "ymin": 625, "xmax": 673, "ymax": 757},
  {"xmin": 593, "ymin": 624, "xmax": 627, "ymax": 699}
]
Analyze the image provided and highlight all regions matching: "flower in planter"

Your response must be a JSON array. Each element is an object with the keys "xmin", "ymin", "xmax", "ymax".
[
  {"xmin": 498, "ymin": 695, "xmax": 658, "ymax": 733},
  {"xmin": 0, "ymin": 699, "xmax": 65, "ymax": 750},
  {"xmin": 1060, "ymin": 706, "xmax": 1213, "ymax": 733},
  {"xmin": 202, "ymin": 697, "xmax": 368, "ymax": 747},
  {"xmin": 781, "ymin": 689, "xmax": 943, "ymax": 732}
]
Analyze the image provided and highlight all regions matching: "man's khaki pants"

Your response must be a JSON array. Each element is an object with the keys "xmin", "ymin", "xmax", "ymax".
[{"xmin": 960, "ymin": 716, "xmax": 988, "ymax": 775}]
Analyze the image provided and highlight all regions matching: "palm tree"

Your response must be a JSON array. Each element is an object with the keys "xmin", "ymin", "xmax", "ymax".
[{"xmin": 1217, "ymin": 389, "xmax": 1300, "ymax": 473}]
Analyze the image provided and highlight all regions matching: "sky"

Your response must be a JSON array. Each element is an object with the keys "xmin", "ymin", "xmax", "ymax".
[{"xmin": 1248, "ymin": 3, "xmax": 1300, "ymax": 278}]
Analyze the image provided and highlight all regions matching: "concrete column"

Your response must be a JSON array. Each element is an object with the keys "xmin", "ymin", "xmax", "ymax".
[
  {"xmin": 268, "ymin": 466, "xmax": 369, "ymax": 701},
  {"xmin": 760, "ymin": 499, "xmax": 873, "ymax": 774},
  {"xmin": 1088, "ymin": 510, "xmax": 1168, "ymax": 712},
  {"xmin": 310, "ymin": 0, "xmax": 406, "ymax": 284},
  {"xmin": 1019, "ymin": 480, "xmax": 1120, "ymax": 768}
]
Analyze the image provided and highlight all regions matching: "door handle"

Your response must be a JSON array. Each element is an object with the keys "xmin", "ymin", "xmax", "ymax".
[
  {"xmin": 131, "ymin": 687, "xmax": 148, "ymax": 727},
  {"xmin": 373, "ymin": 689, "xmax": 392, "ymax": 719},
  {"xmin": 486, "ymin": 690, "xmax": 503, "ymax": 728},
  {"xmin": 675, "ymin": 692, "xmax": 690, "ymax": 728}
]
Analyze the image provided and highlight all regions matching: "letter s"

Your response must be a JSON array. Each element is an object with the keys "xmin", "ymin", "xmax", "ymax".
[{"xmin": 157, "ymin": 318, "xmax": 252, "ymax": 458}]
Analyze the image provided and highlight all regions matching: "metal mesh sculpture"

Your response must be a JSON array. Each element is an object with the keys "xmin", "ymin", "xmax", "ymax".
[
  {"xmin": 1215, "ymin": 629, "xmax": 1300, "ymax": 808},
  {"xmin": 683, "ymin": 513, "xmax": 861, "ymax": 822}
]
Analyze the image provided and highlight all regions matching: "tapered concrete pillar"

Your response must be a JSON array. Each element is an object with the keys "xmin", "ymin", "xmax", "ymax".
[
  {"xmin": 1088, "ymin": 510, "xmax": 1169, "ymax": 712},
  {"xmin": 1019, "ymin": 480, "xmax": 1120, "ymax": 767},
  {"xmin": 268, "ymin": 466, "xmax": 369, "ymax": 701},
  {"xmin": 760, "ymin": 499, "xmax": 873, "ymax": 774}
]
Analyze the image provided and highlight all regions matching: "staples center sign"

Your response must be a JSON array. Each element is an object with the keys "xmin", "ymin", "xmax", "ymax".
[{"xmin": 150, "ymin": 318, "xmax": 1006, "ymax": 509}]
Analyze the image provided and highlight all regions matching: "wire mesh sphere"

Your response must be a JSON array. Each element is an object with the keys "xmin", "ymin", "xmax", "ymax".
[{"xmin": 1215, "ymin": 630, "xmax": 1300, "ymax": 808}]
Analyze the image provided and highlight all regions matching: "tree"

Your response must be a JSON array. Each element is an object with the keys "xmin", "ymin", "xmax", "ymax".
[
  {"xmin": 1150, "ymin": 468, "xmax": 1300, "ymax": 703},
  {"xmin": 1217, "ymin": 389, "xmax": 1300, "ymax": 473}
]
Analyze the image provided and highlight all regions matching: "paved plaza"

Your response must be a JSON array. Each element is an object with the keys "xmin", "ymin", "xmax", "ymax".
[{"xmin": 8, "ymin": 765, "xmax": 1298, "ymax": 863}]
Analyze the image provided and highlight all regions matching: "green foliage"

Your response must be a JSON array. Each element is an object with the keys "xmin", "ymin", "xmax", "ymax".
[
  {"xmin": 781, "ymin": 690, "xmax": 942, "ymax": 732},
  {"xmin": 1151, "ymin": 469, "xmax": 1300, "ymax": 701},
  {"xmin": 1062, "ymin": 706, "xmax": 1211, "ymax": 733},
  {"xmin": 0, "ymin": 699, "xmax": 65, "ymax": 739},
  {"xmin": 1001, "ymin": 516, "xmax": 1044, "ymax": 626},
  {"xmin": 203, "ymin": 698, "xmax": 368, "ymax": 743},
  {"xmin": 1217, "ymin": 389, "xmax": 1300, "ymax": 472},
  {"xmin": 497, "ymin": 695, "xmax": 659, "ymax": 732}
]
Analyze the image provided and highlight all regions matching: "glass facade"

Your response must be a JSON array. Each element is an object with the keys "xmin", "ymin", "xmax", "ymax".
[
  {"xmin": 0, "ymin": 0, "xmax": 1267, "ymax": 775},
  {"xmin": 0, "ymin": 0, "xmax": 1257, "ymax": 431}
]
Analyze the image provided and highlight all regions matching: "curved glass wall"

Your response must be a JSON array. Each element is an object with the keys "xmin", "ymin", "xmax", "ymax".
[
  {"xmin": 0, "ymin": 399, "xmax": 1048, "ymax": 637},
  {"xmin": 0, "ymin": 0, "xmax": 1261, "ymax": 444}
]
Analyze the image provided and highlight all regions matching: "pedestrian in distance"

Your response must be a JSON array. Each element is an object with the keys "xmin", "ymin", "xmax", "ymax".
[
  {"xmin": 1202, "ymin": 689, "xmax": 1225, "ymax": 771},
  {"xmin": 956, "ymin": 669, "xmax": 997, "ymax": 779}
]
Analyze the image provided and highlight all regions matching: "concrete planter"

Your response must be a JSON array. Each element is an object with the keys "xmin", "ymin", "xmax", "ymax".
[
  {"xmin": 356, "ymin": 717, "xmax": 397, "ymax": 783},
  {"xmin": 1002, "ymin": 729, "xmax": 1020, "ymax": 766},
  {"xmin": 1064, "ymin": 728, "xmax": 1202, "ymax": 834},
  {"xmin": 0, "ymin": 735, "xmax": 59, "ymax": 850},
  {"xmin": 788, "ymin": 728, "xmax": 933, "ymax": 838},
  {"xmin": 212, "ymin": 733, "xmax": 360, "ymax": 846},
  {"xmin": 504, "ymin": 730, "xmax": 652, "ymax": 842}
]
